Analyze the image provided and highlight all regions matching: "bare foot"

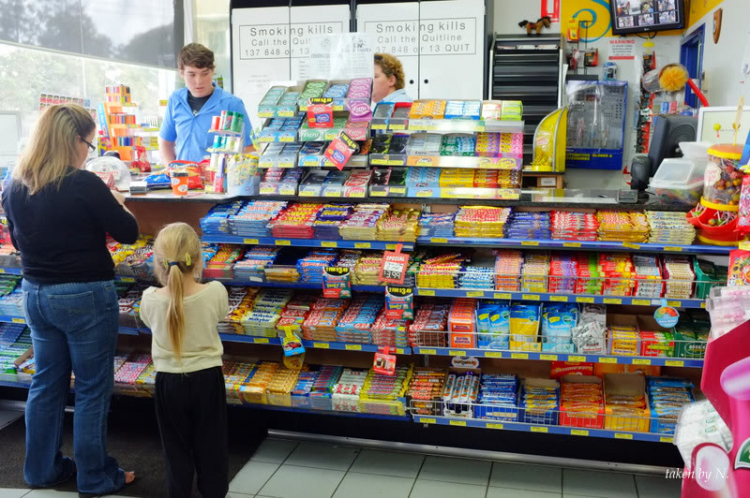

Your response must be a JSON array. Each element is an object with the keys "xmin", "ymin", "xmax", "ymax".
[{"xmin": 125, "ymin": 471, "xmax": 135, "ymax": 484}]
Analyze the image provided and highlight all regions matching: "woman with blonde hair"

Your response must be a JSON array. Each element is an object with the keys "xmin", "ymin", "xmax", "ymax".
[
  {"xmin": 139, "ymin": 222, "xmax": 229, "ymax": 497},
  {"xmin": 2, "ymin": 103, "xmax": 138, "ymax": 495},
  {"xmin": 373, "ymin": 53, "xmax": 413, "ymax": 104}
]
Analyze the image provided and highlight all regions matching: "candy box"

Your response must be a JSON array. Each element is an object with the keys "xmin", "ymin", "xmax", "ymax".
[
  {"xmin": 518, "ymin": 378, "xmax": 559, "ymax": 425},
  {"xmin": 559, "ymin": 375, "xmax": 604, "ymax": 429},
  {"xmin": 307, "ymin": 103, "xmax": 334, "ymax": 129},
  {"xmin": 603, "ymin": 373, "xmax": 650, "ymax": 433}
]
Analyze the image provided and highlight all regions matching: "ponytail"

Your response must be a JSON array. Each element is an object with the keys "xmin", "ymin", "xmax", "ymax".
[
  {"xmin": 166, "ymin": 263, "xmax": 185, "ymax": 360},
  {"xmin": 152, "ymin": 222, "xmax": 203, "ymax": 361}
]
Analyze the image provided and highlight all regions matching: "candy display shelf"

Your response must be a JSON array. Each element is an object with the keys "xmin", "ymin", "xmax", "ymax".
[
  {"xmin": 0, "ymin": 378, "xmax": 674, "ymax": 443},
  {"xmin": 417, "ymin": 236, "xmax": 734, "ymax": 255},
  {"xmin": 412, "ymin": 415, "xmax": 673, "ymax": 444},
  {"xmin": 372, "ymin": 119, "xmax": 525, "ymax": 134},
  {"xmin": 200, "ymin": 235, "xmax": 415, "ymax": 252},
  {"xmin": 369, "ymin": 154, "xmax": 522, "ymax": 170},
  {"xmin": 409, "ymin": 347, "xmax": 703, "ymax": 368}
]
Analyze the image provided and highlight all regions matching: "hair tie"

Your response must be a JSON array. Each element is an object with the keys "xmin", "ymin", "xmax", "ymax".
[{"xmin": 185, "ymin": 253, "xmax": 192, "ymax": 266}]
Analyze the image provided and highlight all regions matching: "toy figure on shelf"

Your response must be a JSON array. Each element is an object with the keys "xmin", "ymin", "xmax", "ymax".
[{"xmin": 519, "ymin": 16, "xmax": 552, "ymax": 36}]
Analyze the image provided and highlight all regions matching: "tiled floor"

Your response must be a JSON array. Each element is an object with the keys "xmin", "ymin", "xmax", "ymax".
[
  {"xmin": 0, "ymin": 438, "xmax": 682, "ymax": 498},
  {"xmin": 225, "ymin": 438, "xmax": 683, "ymax": 498}
]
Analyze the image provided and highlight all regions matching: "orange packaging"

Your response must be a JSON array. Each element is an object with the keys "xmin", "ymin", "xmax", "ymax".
[
  {"xmin": 551, "ymin": 361, "xmax": 594, "ymax": 380},
  {"xmin": 593, "ymin": 363, "xmax": 662, "ymax": 378}
]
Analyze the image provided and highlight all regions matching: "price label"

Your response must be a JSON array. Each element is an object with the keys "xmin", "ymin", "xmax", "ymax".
[
  {"xmin": 254, "ymin": 338, "xmax": 270, "ymax": 344},
  {"xmin": 465, "ymin": 291, "xmax": 484, "ymax": 298},
  {"xmin": 667, "ymin": 301, "xmax": 682, "ymax": 308},
  {"xmin": 355, "ymin": 242, "xmax": 372, "ymax": 249},
  {"xmin": 665, "ymin": 360, "xmax": 685, "ymax": 367},
  {"xmin": 632, "ymin": 358, "xmax": 652, "ymax": 365},
  {"xmin": 664, "ymin": 246, "xmax": 683, "ymax": 252},
  {"xmin": 390, "ymin": 124, "xmax": 406, "ymax": 131},
  {"xmin": 345, "ymin": 344, "xmax": 363, "ymax": 351},
  {"xmin": 431, "ymin": 238, "xmax": 449, "ymax": 244},
  {"xmin": 395, "ymin": 349, "xmax": 405, "ymax": 354},
  {"xmin": 576, "ymin": 297, "xmax": 595, "ymax": 303},
  {"xmin": 420, "ymin": 349, "xmax": 437, "ymax": 355},
  {"xmin": 540, "ymin": 354, "xmax": 558, "ymax": 361},
  {"xmin": 563, "ymin": 242, "xmax": 581, "ymax": 248},
  {"xmin": 623, "ymin": 242, "xmax": 641, "ymax": 250},
  {"xmin": 243, "ymin": 238, "xmax": 259, "ymax": 245},
  {"xmin": 494, "ymin": 293, "xmax": 512, "ymax": 299},
  {"xmin": 277, "ymin": 110, "xmax": 295, "ymax": 118},
  {"xmin": 120, "ymin": 277, "xmax": 136, "ymax": 283},
  {"xmin": 511, "ymin": 353, "xmax": 529, "ymax": 359},
  {"xmin": 550, "ymin": 296, "xmax": 569, "ymax": 302},
  {"xmin": 660, "ymin": 437, "xmax": 674, "ymax": 443},
  {"xmin": 571, "ymin": 429, "xmax": 589, "ymax": 436},
  {"xmin": 370, "ymin": 190, "xmax": 387, "ymax": 197},
  {"xmin": 420, "ymin": 418, "xmax": 437, "ymax": 424},
  {"xmin": 321, "ymin": 241, "xmax": 338, "ymax": 248},
  {"xmin": 299, "ymin": 191, "xmax": 315, "ymax": 197},
  {"xmin": 701, "ymin": 302, "xmax": 706, "ymax": 309},
  {"xmin": 599, "ymin": 357, "xmax": 618, "ymax": 364},
  {"xmin": 449, "ymin": 350, "xmax": 467, "ymax": 356},
  {"xmin": 313, "ymin": 342, "xmax": 330, "ymax": 349},
  {"xmin": 11, "ymin": 318, "xmax": 25, "ymax": 324},
  {"xmin": 632, "ymin": 299, "xmax": 652, "ymax": 306},
  {"xmin": 485, "ymin": 352, "xmax": 504, "ymax": 358},
  {"xmin": 275, "ymin": 240, "xmax": 292, "ymax": 246},
  {"xmin": 0, "ymin": 269, "xmax": 5, "ymax": 274},
  {"xmin": 371, "ymin": 158, "xmax": 388, "ymax": 165},
  {"xmin": 487, "ymin": 423, "xmax": 504, "ymax": 430},
  {"xmin": 371, "ymin": 124, "xmax": 387, "ymax": 131},
  {"xmin": 416, "ymin": 190, "xmax": 433, "ymax": 198},
  {"xmin": 530, "ymin": 426, "xmax": 548, "ymax": 433},
  {"xmin": 521, "ymin": 241, "xmax": 540, "ymax": 246},
  {"xmin": 604, "ymin": 298, "xmax": 623, "ymax": 305},
  {"xmin": 525, "ymin": 295, "xmax": 541, "ymax": 301},
  {"xmin": 420, "ymin": 290, "xmax": 436, "ymax": 296},
  {"xmin": 615, "ymin": 433, "xmax": 634, "ymax": 440},
  {"xmin": 450, "ymin": 420, "xmax": 467, "ymax": 427},
  {"xmin": 569, "ymin": 356, "xmax": 586, "ymax": 362},
  {"xmin": 389, "ymin": 187, "xmax": 406, "ymax": 194}
]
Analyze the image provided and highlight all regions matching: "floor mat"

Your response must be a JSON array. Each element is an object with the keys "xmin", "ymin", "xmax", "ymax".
[{"xmin": 0, "ymin": 402, "xmax": 264, "ymax": 497}]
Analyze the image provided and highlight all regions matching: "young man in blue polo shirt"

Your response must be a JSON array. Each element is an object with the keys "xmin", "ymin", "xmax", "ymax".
[{"xmin": 159, "ymin": 43, "xmax": 255, "ymax": 164}]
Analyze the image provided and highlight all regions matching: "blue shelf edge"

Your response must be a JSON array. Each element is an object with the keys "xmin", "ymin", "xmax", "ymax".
[
  {"xmin": 201, "ymin": 235, "xmax": 415, "ymax": 252},
  {"xmin": 417, "ymin": 237, "xmax": 733, "ymax": 255},
  {"xmin": 413, "ymin": 416, "xmax": 673, "ymax": 443},
  {"xmin": 411, "ymin": 347, "xmax": 703, "ymax": 368}
]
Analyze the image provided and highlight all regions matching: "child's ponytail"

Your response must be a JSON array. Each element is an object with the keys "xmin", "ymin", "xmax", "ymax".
[
  {"xmin": 153, "ymin": 222, "xmax": 203, "ymax": 361},
  {"xmin": 166, "ymin": 262, "xmax": 185, "ymax": 360}
]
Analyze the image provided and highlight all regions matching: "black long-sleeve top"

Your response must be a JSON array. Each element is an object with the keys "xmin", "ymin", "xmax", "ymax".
[{"xmin": 2, "ymin": 167, "xmax": 139, "ymax": 284}]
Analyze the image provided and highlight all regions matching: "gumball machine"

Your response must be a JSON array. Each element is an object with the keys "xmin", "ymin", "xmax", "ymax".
[{"xmin": 687, "ymin": 144, "xmax": 746, "ymax": 245}]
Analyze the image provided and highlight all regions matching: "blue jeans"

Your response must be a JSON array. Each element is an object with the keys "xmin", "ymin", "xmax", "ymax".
[{"xmin": 22, "ymin": 280, "xmax": 126, "ymax": 495}]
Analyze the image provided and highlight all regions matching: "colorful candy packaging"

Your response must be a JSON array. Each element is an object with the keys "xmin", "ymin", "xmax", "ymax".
[
  {"xmin": 738, "ymin": 176, "xmax": 750, "ymax": 233},
  {"xmin": 509, "ymin": 303, "xmax": 541, "ymax": 351},
  {"xmin": 477, "ymin": 301, "xmax": 510, "ymax": 349},
  {"xmin": 541, "ymin": 303, "xmax": 578, "ymax": 353}
]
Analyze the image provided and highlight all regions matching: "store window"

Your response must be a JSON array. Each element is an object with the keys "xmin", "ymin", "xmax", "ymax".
[
  {"xmin": 194, "ymin": 0, "xmax": 231, "ymax": 92},
  {"xmin": 0, "ymin": 0, "xmax": 182, "ymax": 69},
  {"xmin": 0, "ymin": 42, "xmax": 177, "ymax": 149}
]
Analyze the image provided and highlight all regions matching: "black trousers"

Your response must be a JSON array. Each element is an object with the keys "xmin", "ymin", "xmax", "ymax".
[{"xmin": 155, "ymin": 366, "xmax": 228, "ymax": 498}]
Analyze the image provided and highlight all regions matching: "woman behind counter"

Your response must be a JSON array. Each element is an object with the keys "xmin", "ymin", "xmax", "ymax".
[{"xmin": 372, "ymin": 53, "xmax": 413, "ymax": 104}]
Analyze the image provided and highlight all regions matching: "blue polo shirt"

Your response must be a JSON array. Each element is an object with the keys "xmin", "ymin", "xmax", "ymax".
[{"xmin": 160, "ymin": 85, "xmax": 254, "ymax": 163}]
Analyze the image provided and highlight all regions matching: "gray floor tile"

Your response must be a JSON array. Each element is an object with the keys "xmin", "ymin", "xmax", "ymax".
[
  {"xmin": 23, "ymin": 492, "xmax": 81, "ymax": 497},
  {"xmin": 490, "ymin": 462, "xmax": 562, "ymax": 493},
  {"xmin": 409, "ymin": 479, "xmax": 487, "ymax": 498},
  {"xmin": 634, "ymin": 474, "xmax": 681, "ymax": 498},
  {"xmin": 562, "ymin": 469, "xmax": 637, "ymax": 498},
  {"xmin": 418, "ymin": 456, "xmax": 491, "ymax": 486},
  {"xmin": 0, "ymin": 409, "xmax": 23, "ymax": 430},
  {"xmin": 487, "ymin": 488, "xmax": 561, "ymax": 498},
  {"xmin": 250, "ymin": 439, "xmax": 299, "ymax": 464},
  {"xmin": 349, "ymin": 449, "xmax": 425, "ymax": 478},
  {"xmin": 228, "ymin": 461, "xmax": 280, "ymax": 495},
  {"xmin": 333, "ymin": 472, "xmax": 414, "ymax": 498},
  {"xmin": 284, "ymin": 442, "xmax": 360, "ymax": 471},
  {"xmin": 0, "ymin": 490, "xmax": 29, "ymax": 498},
  {"xmin": 259, "ymin": 464, "xmax": 345, "ymax": 498}
]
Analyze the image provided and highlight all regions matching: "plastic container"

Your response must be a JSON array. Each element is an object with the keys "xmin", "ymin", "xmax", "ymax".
[
  {"xmin": 679, "ymin": 141, "xmax": 711, "ymax": 164},
  {"xmin": 649, "ymin": 158, "xmax": 705, "ymax": 206},
  {"xmin": 702, "ymin": 144, "xmax": 745, "ymax": 210}
]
